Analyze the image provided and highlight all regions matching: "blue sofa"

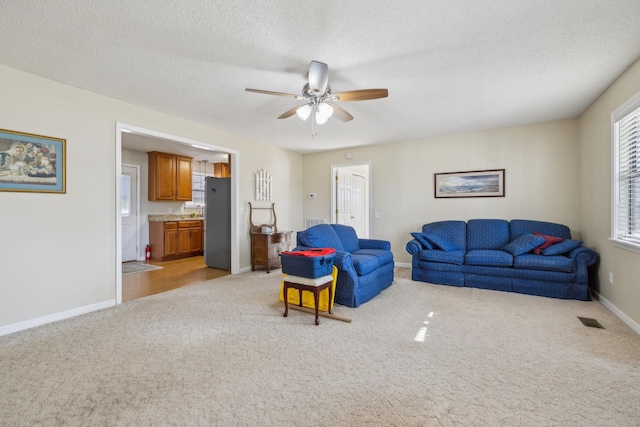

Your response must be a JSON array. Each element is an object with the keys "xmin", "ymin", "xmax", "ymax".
[
  {"xmin": 405, "ymin": 219, "xmax": 598, "ymax": 301},
  {"xmin": 294, "ymin": 224, "xmax": 394, "ymax": 307}
]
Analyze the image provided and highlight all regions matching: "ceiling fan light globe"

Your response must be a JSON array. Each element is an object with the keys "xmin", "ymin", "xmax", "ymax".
[
  {"xmin": 315, "ymin": 110, "xmax": 329, "ymax": 125},
  {"xmin": 296, "ymin": 104, "xmax": 312, "ymax": 121},
  {"xmin": 317, "ymin": 102, "xmax": 333, "ymax": 119}
]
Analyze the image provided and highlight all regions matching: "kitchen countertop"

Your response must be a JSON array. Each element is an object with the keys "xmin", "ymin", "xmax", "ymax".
[{"xmin": 148, "ymin": 214, "xmax": 204, "ymax": 222}]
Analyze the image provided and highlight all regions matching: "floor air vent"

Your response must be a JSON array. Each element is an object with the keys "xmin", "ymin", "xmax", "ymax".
[{"xmin": 578, "ymin": 317, "xmax": 604, "ymax": 329}]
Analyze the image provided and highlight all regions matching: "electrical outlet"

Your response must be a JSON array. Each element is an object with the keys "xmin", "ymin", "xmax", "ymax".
[
  {"xmin": 168, "ymin": 208, "xmax": 173, "ymax": 213},
  {"xmin": 608, "ymin": 271, "xmax": 613, "ymax": 284}
]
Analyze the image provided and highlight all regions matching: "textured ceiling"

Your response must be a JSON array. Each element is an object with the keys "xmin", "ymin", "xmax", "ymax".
[{"xmin": 2, "ymin": 1, "xmax": 640, "ymax": 153}]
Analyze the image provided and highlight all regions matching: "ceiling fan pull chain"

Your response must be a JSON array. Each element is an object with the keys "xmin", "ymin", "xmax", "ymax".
[{"xmin": 311, "ymin": 107, "xmax": 318, "ymax": 138}]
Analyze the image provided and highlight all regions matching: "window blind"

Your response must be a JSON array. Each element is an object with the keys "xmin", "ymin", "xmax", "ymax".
[
  {"xmin": 186, "ymin": 171, "xmax": 206, "ymax": 208},
  {"xmin": 613, "ymin": 99, "xmax": 640, "ymax": 247}
]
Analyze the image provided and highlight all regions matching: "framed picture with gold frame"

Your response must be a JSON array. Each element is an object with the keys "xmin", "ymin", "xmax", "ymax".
[{"xmin": 0, "ymin": 128, "xmax": 66, "ymax": 194}]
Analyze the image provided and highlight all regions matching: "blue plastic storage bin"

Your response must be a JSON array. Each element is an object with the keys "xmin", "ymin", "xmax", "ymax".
[{"xmin": 279, "ymin": 253, "xmax": 335, "ymax": 278}]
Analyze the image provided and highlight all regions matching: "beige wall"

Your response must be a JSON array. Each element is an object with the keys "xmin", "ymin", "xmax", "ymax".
[
  {"xmin": 0, "ymin": 65, "xmax": 303, "ymax": 329},
  {"xmin": 579, "ymin": 58, "xmax": 640, "ymax": 327},
  {"xmin": 303, "ymin": 118, "xmax": 580, "ymax": 265}
]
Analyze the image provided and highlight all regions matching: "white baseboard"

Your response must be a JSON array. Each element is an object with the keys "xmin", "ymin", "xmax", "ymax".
[
  {"xmin": 239, "ymin": 266, "xmax": 253, "ymax": 273},
  {"xmin": 592, "ymin": 290, "xmax": 640, "ymax": 335},
  {"xmin": 0, "ymin": 299, "xmax": 116, "ymax": 337},
  {"xmin": 395, "ymin": 262, "xmax": 411, "ymax": 269}
]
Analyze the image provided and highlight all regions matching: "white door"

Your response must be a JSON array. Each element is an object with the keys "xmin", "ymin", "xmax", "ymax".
[
  {"xmin": 336, "ymin": 168, "xmax": 353, "ymax": 227},
  {"xmin": 121, "ymin": 165, "xmax": 139, "ymax": 262},
  {"xmin": 336, "ymin": 168, "xmax": 367, "ymax": 237},
  {"xmin": 351, "ymin": 174, "xmax": 365, "ymax": 238}
]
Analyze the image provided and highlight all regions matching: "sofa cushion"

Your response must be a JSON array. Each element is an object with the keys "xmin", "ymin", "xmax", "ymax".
[
  {"xmin": 331, "ymin": 224, "xmax": 360, "ymax": 252},
  {"xmin": 513, "ymin": 254, "xmax": 574, "ymax": 273},
  {"xmin": 465, "ymin": 249, "xmax": 513, "ymax": 267},
  {"xmin": 532, "ymin": 232, "xmax": 563, "ymax": 255},
  {"xmin": 410, "ymin": 232, "xmax": 434, "ymax": 250},
  {"xmin": 419, "ymin": 249, "xmax": 466, "ymax": 265},
  {"xmin": 510, "ymin": 219, "xmax": 571, "ymax": 240},
  {"xmin": 467, "ymin": 219, "xmax": 510, "ymax": 250},
  {"xmin": 424, "ymin": 234, "xmax": 460, "ymax": 251},
  {"xmin": 353, "ymin": 248, "xmax": 394, "ymax": 266},
  {"xmin": 502, "ymin": 234, "xmax": 545, "ymax": 256},
  {"xmin": 422, "ymin": 221, "xmax": 467, "ymax": 251},
  {"xmin": 302, "ymin": 224, "xmax": 345, "ymax": 251},
  {"xmin": 541, "ymin": 239, "xmax": 583, "ymax": 256},
  {"xmin": 350, "ymin": 253, "xmax": 379, "ymax": 276}
]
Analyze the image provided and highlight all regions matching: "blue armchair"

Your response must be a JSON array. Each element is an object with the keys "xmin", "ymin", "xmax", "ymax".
[{"xmin": 294, "ymin": 224, "xmax": 394, "ymax": 307}]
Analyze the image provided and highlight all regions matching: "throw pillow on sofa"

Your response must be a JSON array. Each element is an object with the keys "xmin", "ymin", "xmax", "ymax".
[
  {"xmin": 424, "ymin": 234, "xmax": 460, "ymax": 251},
  {"xmin": 502, "ymin": 233, "xmax": 546, "ymax": 256},
  {"xmin": 410, "ymin": 232, "xmax": 434, "ymax": 250},
  {"xmin": 532, "ymin": 231, "xmax": 563, "ymax": 255},
  {"xmin": 541, "ymin": 239, "xmax": 583, "ymax": 256}
]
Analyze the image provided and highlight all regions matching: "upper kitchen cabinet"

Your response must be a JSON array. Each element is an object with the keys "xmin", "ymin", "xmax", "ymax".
[
  {"xmin": 148, "ymin": 151, "xmax": 193, "ymax": 201},
  {"xmin": 213, "ymin": 162, "xmax": 230, "ymax": 178}
]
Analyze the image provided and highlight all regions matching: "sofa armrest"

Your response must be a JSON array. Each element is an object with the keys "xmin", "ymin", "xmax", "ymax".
[
  {"xmin": 358, "ymin": 238, "xmax": 391, "ymax": 251},
  {"xmin": 406, "ymin": 239, "xmax": 423, "ymax": 255},
  {"xmin": 568, "ymin": 246, "xmax": 598, "ymax": 266},
  {"xmin": 569, "ymin": 246, "xmax": 599, "ymax": 284}
]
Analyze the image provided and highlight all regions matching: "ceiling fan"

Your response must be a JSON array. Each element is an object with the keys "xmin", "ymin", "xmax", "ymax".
[{"xmin": 246, "ymin": 60, "xmax": 388, "ymax": 137}]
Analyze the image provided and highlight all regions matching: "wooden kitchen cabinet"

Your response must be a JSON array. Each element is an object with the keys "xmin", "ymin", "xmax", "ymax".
[
  {"xmin": 150, "ymin": 220, "xmax": 203, "ymax": 261},
  {"xmin": 250, "ymin": 231, "xmax": 291, "ymax": 273},
  {"xmin": 213, "ymin": 162, "xmax": 230, "ymax": 177},
  {"xmin": 148, "ymin": 151, "xmax": 193, "ymax": 201}
]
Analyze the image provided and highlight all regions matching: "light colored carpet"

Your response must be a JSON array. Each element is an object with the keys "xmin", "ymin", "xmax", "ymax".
[
  {"xmin": 1, "ymin": 271, "xmax": 639, "ymax": 426},
  {"xmin": 122, "ymin": 261, "xmax": 163, "ymax": 274}
]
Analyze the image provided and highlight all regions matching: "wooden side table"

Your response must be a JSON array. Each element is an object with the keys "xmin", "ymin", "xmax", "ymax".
[
  {"xmin": 250, "ymin": 231, "xmax": 291, "ymax": 273},
  {"xmin": 283, "ymin": 274, "xmax": 334, "ymax": 325}
]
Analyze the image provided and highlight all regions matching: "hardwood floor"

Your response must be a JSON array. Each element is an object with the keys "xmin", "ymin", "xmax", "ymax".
[
  {"xmin": 122, "ymin": 260, "xmax": 410, "ymax": 303},
  {"xmin": 122, "ymin": 256, "xmax": 229, "ymax": 302}
]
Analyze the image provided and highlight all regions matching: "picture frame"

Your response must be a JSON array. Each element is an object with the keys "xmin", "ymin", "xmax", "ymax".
[
  {"xmin": 434, "ymin": 169, "xmax": 505, "ymax": 198},
  {"xmin": 0, "ymin": 128, "xmax": 66, "ymax": 194}
]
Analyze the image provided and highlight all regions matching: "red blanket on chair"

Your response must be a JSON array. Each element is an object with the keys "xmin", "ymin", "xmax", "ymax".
[{"xmin": 281, "ymin": 248, "xmax": 336, "ymax": 257}]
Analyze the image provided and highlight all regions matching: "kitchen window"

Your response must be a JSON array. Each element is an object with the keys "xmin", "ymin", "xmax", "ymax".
[{"xmin": 186, "ymin": 171, "xmax": 205, "ymax": 208}]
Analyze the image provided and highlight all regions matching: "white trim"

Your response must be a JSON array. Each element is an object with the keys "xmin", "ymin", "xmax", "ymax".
[
  {"xmin": 395, "ymin": 262, "xmax": 411, "ymax": 269},
  {"xmin": 0, "ymin": 300, "xmax": 116, "ymax": 337},
  {"xmin": 609, "ymin": 237, "xmax": 640, "ymax": 254},
  {"xmin": 591, "ymin": 290, "xmax": 640, "ymax": 335}
]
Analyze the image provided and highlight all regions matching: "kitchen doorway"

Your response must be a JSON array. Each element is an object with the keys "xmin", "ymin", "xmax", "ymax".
[{"xmin": 115, "ymin": 123, "xmax": 240, "ymax": 304}]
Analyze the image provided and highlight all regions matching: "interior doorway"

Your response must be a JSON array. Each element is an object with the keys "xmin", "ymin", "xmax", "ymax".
[
  {"xmin": 115, "ymin": 123, "xmax": 240, "ymax": 304},
  {"xmin": 121, "ymin": 164, "xmax": 140, "ymax": 262},
  {"xmin": 331, "ymin": 162, "xmax": 371, "ymax": 238}
]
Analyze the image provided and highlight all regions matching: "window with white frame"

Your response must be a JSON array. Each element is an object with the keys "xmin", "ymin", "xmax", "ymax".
[
  {"xmin": 612, "ymin": 92, "xmax": 640, "ymax": 250},
  {"xmin": 186, "ymin": 171, "xmax": 206, "ymax": 208}
]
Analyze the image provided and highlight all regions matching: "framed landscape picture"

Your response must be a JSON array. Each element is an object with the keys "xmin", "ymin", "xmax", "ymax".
[
  {"xmin": 434, "ymin": 169, "xmax": 505, "ymax": 198},
  {"xmin": 0, "ymin": 129, "xmax": 66, "ymax": 194}
]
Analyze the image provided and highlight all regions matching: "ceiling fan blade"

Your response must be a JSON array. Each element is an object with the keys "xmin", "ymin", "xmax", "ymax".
[
  {"xmin": 245, "ymin": 88, "xmax": 300, "ymax": 98},
  {"xmin": 326, "ymin": 102, "xmax": 353, "ymax": 122},
  {"xmin": 277, "ymin": 104, "xmax": 305, "ymax": 119},
  {"xmin": 333, "ymin": 88, "xmax": 389, "ymax": 102},
  {"xmin": 308, "ymin": 61, "xmax": 329, "ymax": 94}
]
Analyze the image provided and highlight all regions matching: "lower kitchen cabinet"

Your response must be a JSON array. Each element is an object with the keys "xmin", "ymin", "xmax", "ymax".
[{"xmin": 150, "ymin": 220, "xmax": 203, "ymax": 261}]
